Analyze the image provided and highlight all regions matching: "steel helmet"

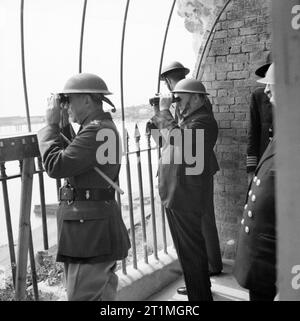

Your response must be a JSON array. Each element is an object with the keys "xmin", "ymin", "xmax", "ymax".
[
  {"xmin": 160, "ymin": 61, "xmax": 190, "ymax": 80},
  {"xmin": 59, "ymin": 73, "xmax": 112, "ymax": 95},
  {"xmin": 257, "ymin": 63, "xmax": 275, "ymax": 85},
  {"xmin": 172, "ymin": 78, "xmax": 209, "ymax": 95}
]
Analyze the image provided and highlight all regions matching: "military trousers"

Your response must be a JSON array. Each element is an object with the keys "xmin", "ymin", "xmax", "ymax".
[
  {"xmin": 202, "ymin": 176, "xmax": 223, "ymax": 274},
  {"xmin": 165, "ymin": 208, "xmax": 213, "ymax": 301},
  {"xmin": 64, "ymin": 260, "xmax": 118, "ymax": 301}
]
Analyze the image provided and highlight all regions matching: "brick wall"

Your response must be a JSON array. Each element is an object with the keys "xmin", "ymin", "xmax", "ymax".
[{"xmin": 199, "ymin": 0, "xmax": 272, "ymax": 259}]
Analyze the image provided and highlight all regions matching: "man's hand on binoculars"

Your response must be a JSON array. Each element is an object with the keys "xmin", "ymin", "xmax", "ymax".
[{"xmin": 159, "ymin": 93, "xmax": 173, "ymax": 111}]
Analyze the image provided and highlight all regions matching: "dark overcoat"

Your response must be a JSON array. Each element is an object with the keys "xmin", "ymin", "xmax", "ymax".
[
  {"xmin": 151, "ymin": 107, "xmax": 219, "ymax": 212},
  {"xmin": 37, "ymin": 110, "xmax": 130, "ymax": 263},
  {"xmin": 234, "ymin": 138, "xmax": 276, "ymax": 294},
  {"xmin": 247, "ymin": 87, "xmax": 273, "ymax": 173}
]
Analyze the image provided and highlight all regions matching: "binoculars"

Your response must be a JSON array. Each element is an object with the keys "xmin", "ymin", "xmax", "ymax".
[
  {"xmin": 149, "ymin": 95, "xmax": 181, "ymax": 106},
  {"xmin": 57, "ymin": 94, "xmax": 70, "ymax": 106}
]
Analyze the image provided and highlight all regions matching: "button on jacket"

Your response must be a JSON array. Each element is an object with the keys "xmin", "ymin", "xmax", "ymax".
[
  {"xmin": 234, "ymin": 138, "xmax": 276, "ymax": 294},
  {"xmin": 37, "ymin": 110, "xmax": 130, "ymax": 263}
]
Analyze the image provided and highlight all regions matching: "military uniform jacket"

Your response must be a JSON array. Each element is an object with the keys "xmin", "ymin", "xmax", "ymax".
[
  {"xmin": 247, "ymin": 87, "xmax": 273, "ymax": 173},
  {"xmin": 37, "ymin": 110, "xmax": 130, "ymax": 263},
  {"xmin": 151, "ymin": 107, "xmax": 219, "ymax": 213},
  {"xmin": 234, "ymin": 138, "xmax": 276, "ymax": 293}
]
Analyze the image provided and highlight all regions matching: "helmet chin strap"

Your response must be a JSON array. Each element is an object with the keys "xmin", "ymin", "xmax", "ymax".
[{"xmin": 101, "ymin": 95, "xmax": 116, "ymax": 113}]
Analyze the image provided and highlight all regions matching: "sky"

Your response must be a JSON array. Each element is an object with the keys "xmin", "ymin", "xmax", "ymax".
[{"xmin": 0, "ymin": 0, "xmax": 198, "ymax": 117}]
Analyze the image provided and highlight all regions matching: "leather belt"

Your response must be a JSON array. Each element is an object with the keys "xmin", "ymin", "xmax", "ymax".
[{"xmin": 59, "ymin": 186, "xmax": 115, "ymax": 203}]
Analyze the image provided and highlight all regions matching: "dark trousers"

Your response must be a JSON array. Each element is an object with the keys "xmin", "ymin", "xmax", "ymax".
[
  {"xmin": 165, "ymin": 207, "xmax": 213, "ymax": 301},
  {"xmin": 249, "ymin": 288, "xmax": 277, "ymax": 301},
  {"xmin": 202, "ymin": 176, "xmax": 223, "ymax": 273}
]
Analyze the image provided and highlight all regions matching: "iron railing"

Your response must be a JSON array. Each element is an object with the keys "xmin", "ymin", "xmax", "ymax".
[{"xmin": 1, "ymin": 0, "xmax": 230, "ymax": 300}]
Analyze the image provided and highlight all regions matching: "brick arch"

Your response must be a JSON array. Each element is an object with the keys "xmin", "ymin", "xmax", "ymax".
[{"xmin": 198, "ymin": 0, "xmax": 272, "ymax": 259}]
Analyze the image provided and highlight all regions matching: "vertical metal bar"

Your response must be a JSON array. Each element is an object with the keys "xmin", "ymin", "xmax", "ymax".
[
  {"xmin": 195, "ymin": 0, "xmax": 232, "ymax": 79},
  {"xmin": 79, "ymin": 0, "xmax": 88, "ymax": 73},
  {"xmin": 37, "ymin": 157, "xmax": 49, "ymax": 250},
  {"xmin": 0, "ymin": 162, "xmax": 17, "ymax": 287},
  {"xmin": 125, "ymin": 131, "xmax": 137, "ymax": 269},
  {"xmin": 120, "ymin": 1, "xmax": 138, "ymax": 269},
  {"xmin": 134, "ymin": 125, "xmax": 148, "ymax": 264},
  {"xmin": 145, "ymin": 129, "xmax": 158, "ymax": 260},
  {"xmin": 157, "ymin": 147, "xmax": 167, "ymax": 254},
  {"xmin": 273, "ymin": 0, "xmax": 300, "ymax": 300},
  {"xmin": 28, "ymin": 226, "xmax": 39, "ymax": 300},
  {"xmin": 20, "ymin": 0, "xmax": 31, "ymax": 132},
  {"xmin": 116, "ymin": 178, "xmax": 127, "ymax": 275},
  {"xmin": 15, "ymin": 157, "xmax": 35, "ymax": 301},
  {"xmin": 156, "ymin": 0, "xmax": 177, "ymax": 94}
]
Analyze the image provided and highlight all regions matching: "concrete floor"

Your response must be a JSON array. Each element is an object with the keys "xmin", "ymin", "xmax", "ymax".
[{"xmin": 147, "ymin": 259, "xmax": 249, "ymax": 301}]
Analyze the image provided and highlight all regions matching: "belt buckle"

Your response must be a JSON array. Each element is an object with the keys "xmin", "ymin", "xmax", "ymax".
[
  {"xmin": 67, "ymin": 187, "xmax": 75, "ymax": 205},
  {"xmin": 59, "ymin": 186, "xmax": 74, "ymax": 205}
]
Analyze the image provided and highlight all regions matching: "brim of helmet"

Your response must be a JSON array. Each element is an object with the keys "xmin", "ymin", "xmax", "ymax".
[
  {"xmin": 57, "ymin": 89, "xmax": 113, "ymax": 95},
  {"xmin": 256, "ymin": 77, "xmax": 275, "ymax": 85},
  {"xmin": 160, "ymin": 67, "xmax": 190, "ymax": 80},
  {"xmin": 172, "ymin": 90, "xmax": 210, "ymax": 95},
  {"xmin": 255, "ymin": 63, "xmax": 271, "ymax": 78}
]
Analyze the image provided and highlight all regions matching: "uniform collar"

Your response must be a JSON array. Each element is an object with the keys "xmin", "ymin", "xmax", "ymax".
[{"xmin": 80, "ymin": 109, "xmax": 112, "ymax": 127}]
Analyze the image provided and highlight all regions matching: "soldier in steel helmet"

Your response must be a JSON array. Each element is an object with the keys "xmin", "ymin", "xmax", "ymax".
[
  {"xmin": 37, "ymin": 73, "xmax": 130, "ymax": 301},
  {"xmin": 152, "ymin": 62, "xmax": 222, "ymax": 297},
  {"xmin": 149, "ymin": 78, "xmax": 219, "ymax": 301},
  {"xmin": 234, "ymin": 63, "xmax": 277, "ymax": 301}
]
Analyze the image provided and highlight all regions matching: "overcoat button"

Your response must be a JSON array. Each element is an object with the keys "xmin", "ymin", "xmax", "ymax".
[
  {"xmin": 244, "ymin": 204, "xmax": 248, "ymax": 210},
  {"xmin": 251, "ymin": 195, "xmax": 256, "ymax": 202},
  {"xmin": 245, "ymin": 226, "xmax": 250, "ymax": 233},
  {"xmin": 253, "ymin": 176, "xmax": 257, "ymax": 183},
  {"xmin": 248, "ymin": 210, "xmax": 253, "ymax": 218},
  {"xmin": 80, "ymin": 219, "xmax": 84, "ymax": 223},
  {"xmin": 256, "ymin": 179, "xmax": 261, "ymax": 186},
  {"xmin": 241, "ymin": 219, "xmax": 244, "ymax": 225},
  {"xmin": 248, "ymin": 190, "xmax": 252, "ymax": 196}
]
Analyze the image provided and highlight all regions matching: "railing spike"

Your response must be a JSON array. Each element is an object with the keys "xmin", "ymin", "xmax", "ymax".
[{"xmin": 134, "ymin": 123, "xmax": 141, "ymax": 140}]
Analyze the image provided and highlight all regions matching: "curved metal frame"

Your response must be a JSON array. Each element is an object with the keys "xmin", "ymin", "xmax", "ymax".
[
  {"xmin": 79, "ymin": 0, "xmax": 88, "ymax": 73},
  {"xmin": 195, "ymin": 0, "xmax": 233, "ymax": 79},
  {"xmin": 20, "ymin": 0, "xmax": 31, "ymax": 132},
  {"xmin": 156, "ymin": 0, "xmax": 177, "ymax": 94}
]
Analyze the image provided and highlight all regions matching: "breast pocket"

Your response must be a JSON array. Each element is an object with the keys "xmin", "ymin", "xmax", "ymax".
[{"xmin": 58, "ymin": 215, "xmax": 112, "ymax": 258}]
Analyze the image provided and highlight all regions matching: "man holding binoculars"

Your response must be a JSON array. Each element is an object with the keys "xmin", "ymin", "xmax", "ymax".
[
  {"xmin": 148, "ymin": 67, "xmax": 220, "ymax": 300},
  {"xmin": 37, "ymin": 73, "xmax": 130, "ymax": 301},
  {"xmin": 148, "ymin": 62, "xmax": 222, "ymax": 299}
]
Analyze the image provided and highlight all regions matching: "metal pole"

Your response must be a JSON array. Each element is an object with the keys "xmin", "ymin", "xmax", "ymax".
[
  {"xmin": 20, "ymin": 0, "xmax": 31, "ymax": 132},
  {"xmin": 145, "ymin": 129, "xmax": 158, "ymax": 260},
  {"xmin": 79, "ymin": 0, "xmax": 88, "ymax": 73},
  {"xmin": 120, "ymin": 0, "xmax": 138, "ymax": 268},
  {"xmin": 134, "ymin": 124, "xmax": 148, "ymax": 264},
  {"xmin": 37, "ymin": 157, "xmax": 49, "ymax": 250},
  {"xmin": 156, "ymin": 0, "xmax": 177, "ymax": 94},
  {"xmin": 0, "ymin": 163, "xmax": 17, "ymax": 287},
  {"xmin": 28, "ymin": 226, "xmax": 39, "ymax": 300},
  {"xmin": 125, "ymin": 131, "xmax": 137, "ymax": 269}
]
